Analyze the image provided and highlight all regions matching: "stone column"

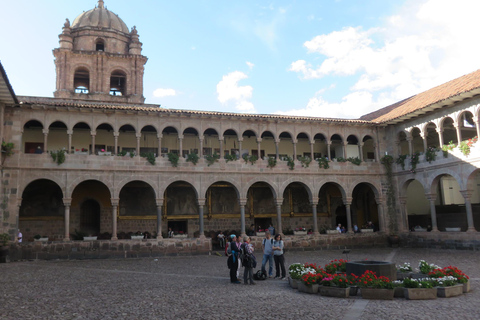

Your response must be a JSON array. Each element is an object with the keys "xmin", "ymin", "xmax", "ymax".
[
  {"xmin": 425, "ymin": 193, "xmax": 439, "ymax": 232},
  {"xmin": 358, "ymin": 142, "xmax": 364, "ymax": 161},
  {"xmin": 219, "ymin": 138, "xmax": 224, "ymax": 158},
  {"xmin": 67, "ymin": 130, "xmax": 73, "ymax": 154},
  {"xmin": 474, "ymin": 116, "xmax": 480, "ymax": 139},
  {"xmin": 157, "ymin": 134, "xmax": 162, "ymax": 157},
  {"xmin": 199, "ymin": 136, "xmax": 204, "ymax": 157},
  {"xmin": 198, "ymin": 198, "xmax": 206, "ymax": 237},
  {"xmin": 460, "ymin": 190, "xmax": 477, "ymax": 232},
  {"xmin": 407, "ymin": 137, "xmax": 413, "ymax": 155},
  {"xmin": 43, "ymin": 129, "xmax": 49, "ymax": 153},
  {"xmin": 136, "ymin": 133, "xmax": 141, "ymax": 156},
  {"xmin": 275, "ymin": 199, "xmax": 283, "ymax": 235},
  {"xmin": 343, "ymin": 197, "xmax": 353, "ymax": 233},
  {"xmin": 178, "ymin": 135, "xmax": 184, "ymax": 158},
  {"xmin": 310, "ymin": 141, "xmax": 314, "ymax": 159},
  {"xmin": 293, "ymin": 139, "xmax": 297, "ymax": 160},
  {"xmin": 375, "ymin": 197, "xmax": 386, "ymax": 233},
  {"xmin": 395, "ymin": 140, "xmax": 401, "ymax": 157},
  {"xmin": 156, "ymin": 199, "xmax": 163, "ymax": 238},
  {"xmin": 257, "ymin": 138, "xmax": 262, "ymax": 159},
  {"xmin": 63, "ymin": 198, "xmax": 72, "ymax": 240},
  {"xmin": 399, "ymin": 197, "xmax": 409, "ymax": 232},
  {"xmin": 311, "ymin": 197, "xmax": 319, "ymax": 235},
  {"xmin": 454, "ymin": 123, "xmax": 462, "ymax": 144},
  {"xmin": 327, "ymin": 142, "xmax": 331, "ymax": 160},
  {"xmin": 111, "ymin": 198, "xmax": 119, "ymax": 240},
  {"xmin": 90, "ymin": 130, "xmax": 96, "ymax": 155},
  {"xmin": 374, "ymin": 143, "xmax": 380, "ymax": 162},
  {"xmin": 238, "ymin": 139, "xmax": 243, "ymax": 158},
  {"xmin": 275, "ymin": 139, "xmax": 280, "ymax": 160},
  {"xmin": 114, "ymin": 132, "xmax": 119, "ymax": 155},
  {"xmin": 342, "ymin": 142, "xmax": 347, "ymax": 158},
  {"xmin": 436, "ymin": 128, "xmax": 444, "ymax": 148},
  {"xmin": 420, "ymin": 132, "xmax": 428, "ymax": 154},
  {"xmin": 239, "ymin": 198, "xmax": 247, "ymax": 237}
]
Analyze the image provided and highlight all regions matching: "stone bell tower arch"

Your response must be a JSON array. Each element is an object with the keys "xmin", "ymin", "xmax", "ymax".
[{"xmin": 53, "ymin": 0, "xmax": 148, "ymax": 104}]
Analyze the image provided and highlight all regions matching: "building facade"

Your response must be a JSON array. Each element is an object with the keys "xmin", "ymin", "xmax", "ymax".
[{"xmin": 1, "ymin": 1, "xmax": 479, "ymax": 250}]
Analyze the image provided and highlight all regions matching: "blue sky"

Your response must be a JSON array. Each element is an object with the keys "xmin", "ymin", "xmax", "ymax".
[{"xmin": 1, "ymin": 0, "xmax": 480, "ymax": 119}]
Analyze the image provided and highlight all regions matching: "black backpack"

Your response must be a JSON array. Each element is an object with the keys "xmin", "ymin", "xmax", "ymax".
[{"xmin": 253, "ymin": 269, "xmax": 267, "ymax": 280}]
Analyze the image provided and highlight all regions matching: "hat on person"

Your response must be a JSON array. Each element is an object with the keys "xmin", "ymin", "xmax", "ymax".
[{"xmin": 230, "ymin": 234, "xmax": 236, "ymax": 239}]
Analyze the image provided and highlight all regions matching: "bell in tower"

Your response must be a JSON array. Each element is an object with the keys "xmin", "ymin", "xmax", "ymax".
[{"xmin": 53, "ymin": 1, "xmax": 148, "ymax": 104}]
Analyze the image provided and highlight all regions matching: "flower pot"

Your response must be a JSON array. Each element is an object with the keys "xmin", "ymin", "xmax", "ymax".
[
  {"xmin": 361, "ymin": 288, "xmax": 394, "ymax": 300},
  {"xmin": 319, "ymin": 286, "xmax": 350, "ymax": 298},
  {"xmin": 34, "ymin": 237, "xmax": 49, "ymax": 242},
  {"xmin": 437, "ymin": 285, "xmax": 463, "ymax": 298},
  {"xmin": 293, "ymin": 230, "xmax": 307, "ymax": 236},
  {"xmin": 288, "ymin": 277, "xmax": 299, "ymax": 289},
  {"xmin": 404, "ymin": 288, "xmax": 437, "ymax": 300},
  {"xmin": 463, "ymin": 281, "xmax": 471, "ymax": 293},
  {"xmin": 297, "ymin": 282, "xmax": 319, "ymax": 294},
  {"xmin": 130, "ymin": 235, "xmax": 144, "ymax": 240},
  {"xmin": 83, "ymin": 236, "xmax": 97, "ymax": 241}
]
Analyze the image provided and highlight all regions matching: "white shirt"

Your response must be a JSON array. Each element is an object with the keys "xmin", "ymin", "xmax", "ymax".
[{"xmin": 18, "ymin": 232, "xmax": 23, "ymax": 243}]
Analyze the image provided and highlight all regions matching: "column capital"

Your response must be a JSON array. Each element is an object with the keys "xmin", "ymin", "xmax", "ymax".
[
  {"xmin": 275, "ymin": 198, "xmax": 283, "ymax": 206},
  {"xmin": 343, "ymin": 197, "xmax": 352, "ymax": 206},
  {"xmin": 197, "ymin": 198, "xmax": 206, "ymax": 206},
  {"xmin": 43, "ymin": 129, "xmax": 49, "ymax": 135},
  {"xmin": 239, "ymin": 198, "xmax": 248, "ymax": 206},
  {"xmin": 178, "ymin": 135, "xmax": 184, "ymax": 140},
  {"xmin": 111, "ymin": 198, "xmax": 120, "ymax": 206},
  {"xmin": 311, "ymin": 197, "xmax": 319, "ymax": 205},
  {"xmin": 425, "ymin": 193, "xmax": 437, "ymax": 201},
  {"xmin": 435, "ymin": 127, "xmax": 443, "ymax": 134},
  {"xmin": 67, "ymin": 130, "xmax": 73, "ymax": 135},
  {"xmin": 62, "ymin": 197, "xmax": 72, "ymax": 206},
  {"xmin": 460, "ymin": 190, "xmax": 473, "ymax": 201},
  {"xmin": 274, "ymin": 139, "xmax": 280, "ymax": 144},
  {"xmin": 399, "ymin": 196, "xmax": 407, "ymax": 205},
  {"xmin": 157, "ymin": 133, "xmax": 163, "ymax": 139},
  {"xmin": 16, "ymin": 198, "xmax": 23, "ymax": 207},
  {"xmin": 136, "ymin": 133, "xmax": 142, "ymax": 139},
  {"xmin": 114, "ymin": 131, "xmax": 119, "ymax": 137},
  {"xmin": 256, "ymin": 138, "xmax": 262, "ymax": 143},
  {"xmin": 155, "ymin": 198, "xmax": 164, "ymax": 206},
  {"xmin": 90, "ymin": 130, "xmax": 96, "ymax": 136}
]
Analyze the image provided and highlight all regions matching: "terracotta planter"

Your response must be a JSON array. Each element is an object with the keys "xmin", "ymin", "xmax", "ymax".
[
  {"xmin": 297, "ymin": 282, "xmax": 319, "ymax": 294},
  {"xmin": 319, "ymin": 286, "xmax": 350, "ymax": 298},
  {"xmin": 404, "ymin": 288, "xmax": 437, "ymax": 300},
  {"xmin": 463, "ymin": 281, "xmax": 471, "ymax": 293},
  {"xmin": 437, "ymin": 285, "xmax": 463, "ymax": 298},
  {"xmin": 288, "ymin": 277, "xmax": 299, "ymax": 289},
  {"xmin": 361, "ymin": 288, "xmax": 394, "ymax": 300}
]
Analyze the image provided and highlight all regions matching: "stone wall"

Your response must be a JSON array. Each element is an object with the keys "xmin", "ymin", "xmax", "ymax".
[{"xmin": 400, "ymin": 232, "xmax": 480, "ymax": 250}]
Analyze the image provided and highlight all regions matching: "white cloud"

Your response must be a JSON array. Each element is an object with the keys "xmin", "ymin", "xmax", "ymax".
[
  {"xmin": 286, "ymin": 0, "xmax": 480, "ymax": 118},
  {"xmin": 153, "ymin": 88, "xmax": 176, "ymax": 97},
  {"xmin": 246, "ymin": 61, "xmax": 254, "ymax": 69},
  {"xmin": 216, "ymin": 71, "xmax": 255, "ymax": 113}
]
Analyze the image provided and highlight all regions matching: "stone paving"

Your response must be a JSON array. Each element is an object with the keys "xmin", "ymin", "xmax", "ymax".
[{"xmin": 1, "ymin": 248, "xmax": 479, "ymax": 320}]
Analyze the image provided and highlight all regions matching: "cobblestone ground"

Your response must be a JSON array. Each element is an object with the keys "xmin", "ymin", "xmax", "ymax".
[{"xmin": 1, "ymin": 248, "xmax": 479, "ymax": 320}]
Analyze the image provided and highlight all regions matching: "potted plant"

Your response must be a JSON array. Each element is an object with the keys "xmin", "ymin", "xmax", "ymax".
[
  {"xmin": 205, "ymin": 153, "xmax": 220, "ymax": 166},
  {"xmin": 296, "ymin": 264, "xmax": 317, "ymax": 293},
  {"xmin": 186, "ymin": 153, "xmax": 199, "ymax": 165},
  {"xmin": 319, "ymin": 273, "xmax": 350, "ymax": 298},
  {"xmin": 429, "ymin": 266, "xmax": 470, "ymax": 293},
  {"xmin": 83, "ymin": 235, "xmax": 98, "ymax": 241},
  {"xmin": 293, "ymin": 227, "xmax": 307, "ymax": 235},
  {"xmin": 402, "ymin": 277, "xmax": 437, "ymax": 300},
  {"xmin": 130, "ymin": 231, "xmax": 144, "ymax": 240},
  {"xmin": 357, "ymin": 270, "xmax": 395, "ymax": 300},
  {"xmin": 33, "ymin": 234, "xmax": 49, "ymax": 242},
  {"xmin": 300, "ymin": 272, "xmax": 321, "ymax": 294},
  {"xmin": 316, "ymin": 156, "xmax": 329, "ymax": 169},
  {"xmin": 267, "ymin": 157, "xmax": 277, "ymax": 168},
  {"xmin": 324, "ymin": 259, "xmax": 347, "ymax": 274},
  {"xmin": 288, "ymin": 263, "xmax": 305, "ymax": 289},
  {"xmin": 167, "ymin": 152, "xmax": 179, "ymax": 167},
  {"xmin": 0, "ymin": 233, "xmax": 10, "ymax": 263}
]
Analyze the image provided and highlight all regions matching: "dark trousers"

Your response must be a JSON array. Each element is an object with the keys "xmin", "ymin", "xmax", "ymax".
[
  {"xmin": 274, "ymin": 254, "xmax": 286, "ymax": 278},
  {"xmin": 230, "ymin": 257, "xmax": 238, "ymax": 282},
  {"xmin": 244, "ymin": 267, "xmax": 254, "ymax": 284}
]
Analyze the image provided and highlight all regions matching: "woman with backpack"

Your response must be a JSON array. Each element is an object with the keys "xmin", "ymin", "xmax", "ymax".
[
  {"xmin": 241, "ymin": 236, "xmax": 256, "ymax": 285},
  {"xmin": 272, "ymin": 234, "xmax": 286, "ymax": 280}
]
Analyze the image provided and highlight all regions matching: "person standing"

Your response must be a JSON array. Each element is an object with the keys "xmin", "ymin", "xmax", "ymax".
[
  {"xmin": 228, "ymin": 234, "xmax": 240, "ymax": 284},
  {"xmin": 242, "ymin": 236, "xmax": 256, "ymax": 285},
  {"xmin": 235, "ymin": 235, "xmax": 243, "ymax": 281},
  {"xmin": 268, "ymin": 224, "xmax": 275, "ymax": 237},
  {"xmin": 217, "ymin": 231, "xmax": 225, "ymax": 248},
  {"xmin": 261, "ymin": 231, "xmax": 274, "ymax": 278},
  {"xmin": 272, "ymin": 234, "xmax": 286, "ymax": 279}
]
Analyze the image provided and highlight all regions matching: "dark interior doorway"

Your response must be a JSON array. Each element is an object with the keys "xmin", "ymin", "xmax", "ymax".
[{"xmin": 80, "ymin": 199, "xmax": 101, "ymax": 235}]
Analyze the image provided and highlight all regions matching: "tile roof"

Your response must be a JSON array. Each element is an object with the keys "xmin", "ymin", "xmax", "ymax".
[
  {"xmin": 0, "ymin": 61, "xmax": 18, "ymax": 105},
  {"xmin": 360, "ymin": 69, "xmax": 480, "ymax": 123},
  {"xmin": 18, "ymin": 96, "xmax": 372, "ymax": 124}
]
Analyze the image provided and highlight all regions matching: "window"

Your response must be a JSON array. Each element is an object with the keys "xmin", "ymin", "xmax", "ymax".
[
  {"xmin": 110, "ymin": 70, "xmax": 126, "ymax": 96},
  {"xmin": 95, "ymin": 39, "xmax": 105, "ymax": 51},
  {"xmin": 74, "ymin": 68, "xmax": 89, "ymax": 93}
]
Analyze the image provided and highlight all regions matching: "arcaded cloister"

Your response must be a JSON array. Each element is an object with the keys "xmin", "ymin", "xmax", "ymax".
[{"xmin": 1, "ymin": 1, "xmax": 480, "ymax": 255}]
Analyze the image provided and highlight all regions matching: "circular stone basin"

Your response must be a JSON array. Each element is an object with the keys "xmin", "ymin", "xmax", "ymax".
[{"xmin": 346, "ymin": 261, "xmax": 396, "ymax": 281}]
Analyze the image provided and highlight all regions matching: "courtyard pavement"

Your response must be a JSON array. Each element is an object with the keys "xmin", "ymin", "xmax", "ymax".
[{"xmin": 0, "ymin": 247, "xmax": 479, "ymax": 320}]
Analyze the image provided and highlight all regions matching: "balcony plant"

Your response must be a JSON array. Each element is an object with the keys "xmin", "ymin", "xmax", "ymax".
[
  {"xmin": 186, "ymin": 152, "xmax": 199, "ymax": 165},
  {"xmin": 141, "ymin": 152, "xmax": 156, "ymax": 165},
  {"xmin": 347, "ymin": 157, "xmax": 361, "ymax": 166},
  {"xmin": 285, "ymin": 156, "xmax": 295, "ymax": 170},
  {"xmin": 50, "ymin": 149, "xmax": 66, "ymax": 165},
  {"xmin": 206, "ymin": 153, "xmax": 220, "ymax": 166},
  {"xmin": 167, "ymin": 152, "xmax": 179, "ymax": 167},
  {"xmin": 336, "ymin": 157, "xmax": 347, "ymax": 162},
  {"xmin": 458, "ymin": 136, "xmax": 478, "ymax": 156},
  {"xmin": 425, "ymin": 147, "xmax": 438, "ymax": 163},
  {"xmin": 316, "ymin": 156, "xmax": 329, "ymax": 169},
  {"xmin": 441, "ymin": 140, "xmax": 456, "ymax": 157},
  {"xmin": 224, "ymin": 154, "xmax": 237, "ymax": 163},
  {"xmin": 396, "ymin": 154, "xmax": 407, "ymax": 170},
  {"xmin": 267, "ymin": 157, "xmax": 277, "ymax": 168},
  {"xmin": 299, "ymin": 156, "xmax": 311, "ymax": 168},
  {"xmin": 410, "ymin": 151, "xmax": 420, "ymax": 173},
  {"xmin": 1, "ymin": 141, "xmax": 14, "ymax": 156}
]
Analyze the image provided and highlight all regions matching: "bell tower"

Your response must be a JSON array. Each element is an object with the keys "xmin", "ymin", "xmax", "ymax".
[{"xmin": 53, "ymin": 0, "xmax": 148, "ymax": 104}]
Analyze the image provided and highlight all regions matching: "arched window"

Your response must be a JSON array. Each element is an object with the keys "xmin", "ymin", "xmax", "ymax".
[
  {"xmin": 110, "ymin": 70, "xmax": 126, "ymax": 96},
  {"xmin": 74, "ymin": 67, "xmax": 89, "ymax": 93},
  {"xmin": 95, "ymin": 39, "xmax": 105, "ymax": 51}
]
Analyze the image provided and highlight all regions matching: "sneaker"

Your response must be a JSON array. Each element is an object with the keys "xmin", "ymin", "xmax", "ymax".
[{"xmin": 281, "ymin": 277, "xmax": 286, "ymax": 280}]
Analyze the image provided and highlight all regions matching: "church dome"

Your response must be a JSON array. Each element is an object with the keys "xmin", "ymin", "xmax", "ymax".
[{"xmin": 71, "ymin": 0, "xmax": 129, "ymax": 34}]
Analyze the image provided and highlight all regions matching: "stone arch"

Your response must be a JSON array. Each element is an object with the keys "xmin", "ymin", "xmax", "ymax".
[
  {"xmin": 67, "ymin": 176, "xmax": 114, "ymax": 199},
  {"xmin": 351, "ymin": 182, "xmax": 380, "ymax": 230},
  {"xmin": 109, "ymin": 68, "xmax": 128, "ymax": 96},
  {"xmin": 362, "ymin": 135, "xmax": 375, "ymax": 160},
  {"xmin": 440, "ymin": 116, "xmax": 457, "ymax": 144},
  {"xmin": 114, "ymin": 177, "xmax": 159, "ymax": 199},
  {"xmin": 95, "ymin": 38, "xmax": 105, "ymax": 51},
  {"xmin": 241, "ymin": 179, "xmax": 277, "ymax": 199},
  {"xmin": 201, "ymin": 177, "xmax": 241, "ymax": 199},
  {"xmin": 279, "ymin": 178, "xmax": 313, "ymax": 201},
  {"xmin": 118, "ymin": 180, "xmax": 157, "ymax": 217},
  {"xmin": 159, "ymin": 177, "xmax": 200, "ymax": 200},
  {"xmin": 457, "ymin": 110, "xmax": 476, "ymax": 142},
  {"xmin": 410, "ymin": 127, "xmax": 423, "ymax": 153},
  {"xmin": 47, "ymin": 120, "xmax": 68, "ymax": 152},
  {"xmin": 73, "ymin": 65, "xmax": 90, "ymax": 93}
]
